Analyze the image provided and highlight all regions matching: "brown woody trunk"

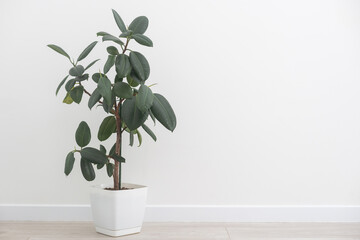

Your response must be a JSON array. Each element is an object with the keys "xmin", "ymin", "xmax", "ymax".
[{"xmin": 114, "ymin": 105, "xmax": 122, "ymax": 190}]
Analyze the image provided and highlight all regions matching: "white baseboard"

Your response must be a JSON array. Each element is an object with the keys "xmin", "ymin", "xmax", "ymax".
[{"xmin": 1, "ymin": 204, "xmax": 360, "ymax": 222}]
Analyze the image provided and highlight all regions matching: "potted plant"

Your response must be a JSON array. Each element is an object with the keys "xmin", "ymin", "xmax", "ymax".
[{"xmin": 48, "ymin": 9, "xmax": 176, "ymax": 237}]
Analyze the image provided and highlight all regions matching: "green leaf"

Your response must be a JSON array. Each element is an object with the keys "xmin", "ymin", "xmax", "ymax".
[
  {"xmin": 69, "ymin": 65, "xmax": 85, "ymax": 77},
  {"xmin": 102, "ymin": 34, "xmax": 124, "ymax": 45},
  {"xmin": 132, "ymin": 34, "xmax": 153, "ymax": 47},
  {"xmin": 92, "ymin": 73, "xmax": 106, "ymax": 83},
  {"xmin": 113, "ymin": 82, "xmax": 133, "ymax": 99},
  {"xmin": 47, "ymin": 44, "xmax": 70, "ymax": 59},
  {"xmin": 100, "ymin": 144, "xmax": 106, "ymax": 154},
  {"xmin": 97, "ymin": 163, "xmax": 105, "ymax": 169},
  {"xmin": 88, "ymin": 88, "xmax": 101, "ymax": 110},
  {"xmin": 64, "ymin": 151, "xmax": 75, "ymax": 176},
  {"xmin": 120, "ymin": 30, "xmax": 133, "ymax": 38},
  {"xmin": 126, "ymin": 72, "xmax": 141, "ymax": 87},
  {"xmin": 128, "ymin": 16, "xmax": 149, "ymax": 34},
  {"xmin": 121, "ymin": 97, "xmax": 148, "ymax": 131},
  {"xmin": 75, "ymin": 121, "xmax": 91, "ymax": 147},
  {"xmin": 97, "ymin": 77, "xmax": 112, "ymax": 107},
  {"xmin": 84, "ymin": 59, "xmax": 100, "ymax": 71},
  {"xmin": 65, "ymin": 79, "xmax": 76, "ymax": 92},
  {"xmin": 137, "ymin": 130, "xmax": 142, "ymax": 147},
  {"xmin": 77, "ymin": 41, "xmax": 97, "ymax": 62},
  {"xmin": 115, "ymin": 75, "xmax": 123, "ymax": 83},
  {"xmin": 136, "ymin": 84, "xmax": 154, "ymax": 113},
  {"xmin": 80, "ymin": 158, "xmax": 95, "ymax": 181},
  {"xmin": 109, "ymin": 143, "xmax": 116, "ymax": 156},
  {"xmin": 80, "ymin": 147, "xmax": 107, "ymax": 164},
  {"xmin": 70, "ymin": 86, "xmax": 84, "ymax": 104},
  {"xmin": 75, "ymin": 74, "xmax": 89, "ymax": 82},
  {"xmin": 106, "ymin": 163, "xmax": 114, "ymax": 177},
  {"xmin": 102, "ymin": 90, "xmax": 115, "ymax": 113},
  {"xmin": 56, "ymin": 75, "xmax": 69, "ymax": 96},
  {"xmin": 107, "ymin": 46, "xmax": 119, "ymax": 55},
  {"xmin": 142, "ymin": 124, "xmax": 157, "ymax": 141},
  {"xmin": 97, "ymin": 31, "xmax": 110, "ymax": 36},
  {"xmin": 115, "ymin": 54, "xmax": 132, "ymax": 78},
  {"xmin": 63, "ymin": 92, "xmax": 73, "ymax": 104},
  {"xmin": 103, "ymin": 55, "xmax": 116, "ymax": 74},
  {"xmin": 129, "ymin": 132, "xmax": 134, "ymax": 146},
  {"xmin": 111, "ymin": 154, "xmax": 125, "ymax": 163},
  {"xmin": 98, "ymin": 116, "xmax": 117, "ymax": 141},
  {"xmin": 149, "ymin": 109, "xmax": 156, "ymax": 125},
  {"xmin": 112, "ymin": 9, "xmax": 127, "ymax": 32},
  {"xmin": 129, "ymin": 51, "xmax": 150, "ymax": 81},
  {"xmin": 151, "ymin": 93, "xmax": 176, "ymax": 132}
]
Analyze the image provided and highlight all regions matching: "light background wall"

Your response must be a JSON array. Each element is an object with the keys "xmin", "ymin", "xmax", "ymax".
[{"xmin": 0, "ymin": 0, "xmax": 360, "ymax": 206}]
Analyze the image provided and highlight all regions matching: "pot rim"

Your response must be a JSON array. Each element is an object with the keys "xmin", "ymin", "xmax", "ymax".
[{"xmin": 92, "ymin": 183, "xmax": 147, "ymax": 191}]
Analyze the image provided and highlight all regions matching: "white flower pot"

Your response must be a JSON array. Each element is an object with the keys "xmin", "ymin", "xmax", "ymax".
[{"xmin": 90, "ymin": 183, "xmax": 148, "ymax": 237}]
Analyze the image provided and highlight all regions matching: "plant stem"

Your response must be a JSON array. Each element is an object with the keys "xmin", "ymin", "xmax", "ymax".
[
  {"xmin": 112, "ymin": 38, "xmax": 130, "ymax": 190},
  {"xmin": 114, "ymin": 100, "xmax": 122, "ymax": 190}
]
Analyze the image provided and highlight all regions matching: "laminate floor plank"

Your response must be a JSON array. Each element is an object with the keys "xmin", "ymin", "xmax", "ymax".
[
  {"xmin": 1, "ymin": 222, "xmax": 359, "ymax": 240},
  {"xmin": 226, "ymin": 223, "xmax": 360, "ymax": 239}
]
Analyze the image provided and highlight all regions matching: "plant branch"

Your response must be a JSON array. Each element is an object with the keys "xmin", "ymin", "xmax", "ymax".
[{"xmin": 122, "ymin": 38, "xmax": 130, "ymax": 54}]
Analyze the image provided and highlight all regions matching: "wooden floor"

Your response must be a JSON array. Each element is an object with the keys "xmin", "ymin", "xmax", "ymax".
[{"xmin": 0, "ymin": 222, "xmax": 360, "ymax": 240}]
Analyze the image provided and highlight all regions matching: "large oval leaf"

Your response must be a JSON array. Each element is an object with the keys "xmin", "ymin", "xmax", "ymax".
[
  {"xmin": 56, "ymin": 75, "xmax": 69, "ymax": 96},
  {"xmin": 99, "ymin": 145, "xmax": 106, "ymax": 154},
  {"xmin": 128, "ymin": 16, "xmax": 149, "ymax": 34},
  {"xmin": 92, "ymin": 73, "xmax": 107, "ymax": 83},
  {"xmin": 98, "ymin": 116, "xmax": 117, "ymax": 141},
  {"xmin": 113, "ymin": 82, "xmax": 133, "ymax": 99},
  {"xmin": 97, "ymin": 31, "xmax": 110, "ymax": 37},
  {"xmin": 107, "ymin": 46, "xmax": 119, "ymax": 55},
  {"xmin": 77, "ymin": 41, "xmax": 97, "ymax": 62},
  {"xmin": 129, "ymin": 52, "xmax": 150, "ymax": 81},
  {"xmin": 69, "ymin": 65, "xmax": 85, "ymax": 77},
  {"xmin": 132, "ymin": 34, "xmax": 153, "ymax": 47},
  {"xmin": 102, "ymin": 90, "xmax": 116, "ymax": 113},
  {"xmin": 75, "ymin": 74, "xmax": 89, "ymax": 82},
  {"xmin": 80, "ymin": 147, "xmax": 107, "ymax": 164},
  {"xmin": 126, "ymin": 72, "xmax": 140, "ymax": 87},
  {"xmin": 102, "ymin": 34, "xmax": 124, "ymax": 45},
  {"xmin": 136, "ymin": 84, "xmax": 154, "ymax": 113},
  {"xmin": 106, "ymin": 163, "xmax": 114, "ymax": 177},
  {"xmin": 109, "ymin": 143, "xmax": 116, "ymax": 156},
  {"xmin": 80, "ymin": 158, "xmax": 95, "ymax": 181},
  {"xmin": 112, "ymin": 9, "xmax": 127, "ymax": 32},
  {"xmin": 70, "ymin": 86, "xmax": 84, "ymax": 104},
  {"xmin": 63, "ymin": 92, "xmax": 73, "ymax": 104},
  {"xmin": 142, "ymin": 124, "xmax": 157, "ymax": 142},
  {"xmin": 115, "ymin": 54, "xmax": 132, "ymax": 78},
  {"xmin": 88, "ymin": 88, "xmax": 101, "ymax": 110},
  {"xmin": 65, "ymin": 79, "xmax": 76, "ymax": 92},
  {"xmin": 150, "ymin": 93, "xmax": 176, "ymax": 132},
  {"xmin": 75, "ymin": 121, "xmax": 91, "ymax": 147},
  {"xmin": 120, "ymin": 30, "xmax": 133, "ymax": 38},
  {"xmin": 97, "ymin": 77, "xmax": 112, "ymax": 107},
  {"xmin": 64, "ymin": 151, "xmax": 75, "ymax": 176},
  {"xmin": 121, "ymin": 97, "xmax": 148, "ymax": 131},
  {"xmin": 103, "ymin": 55, "xmax": 116, "ymax": 74},
  {"xmin": 47, "ymin": 44, "xmax": 70, "ymax": 59}
]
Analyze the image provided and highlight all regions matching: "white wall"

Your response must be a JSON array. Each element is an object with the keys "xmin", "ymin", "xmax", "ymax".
[{"xmin": 0, "ymin": 0, "xmax": 360, "ymax": 206}]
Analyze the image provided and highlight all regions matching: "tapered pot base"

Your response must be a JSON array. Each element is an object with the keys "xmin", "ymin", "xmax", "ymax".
[
  {"xmin": 95, "ymin": 226, "xmax": 141, "ymax": 237},
  {"xmin": 90, "ymin": 183, "xmax": 147, "ymax": 237}
]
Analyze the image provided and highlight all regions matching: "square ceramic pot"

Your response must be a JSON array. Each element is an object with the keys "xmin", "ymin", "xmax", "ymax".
[{"xmin": 90, "ymin": 183, "xmax": 148, "ymax": 237}]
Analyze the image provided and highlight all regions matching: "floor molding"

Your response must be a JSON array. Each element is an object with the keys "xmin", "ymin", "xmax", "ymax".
[{"xmin": 1, "ymin": 204, "xmax": 359, "ymax": 222}]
